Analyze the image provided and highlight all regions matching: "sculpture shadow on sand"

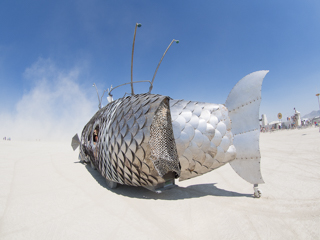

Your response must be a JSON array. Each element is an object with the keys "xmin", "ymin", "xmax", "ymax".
[{"xmin": 83, "ymin": 164, "xmax": 253, "ymax": 200}]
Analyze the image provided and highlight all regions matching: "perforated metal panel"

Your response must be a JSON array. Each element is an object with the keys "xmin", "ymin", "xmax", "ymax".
[{"xmin": 150, "ymin": 98, "xmax": 180, "ymax": 177}]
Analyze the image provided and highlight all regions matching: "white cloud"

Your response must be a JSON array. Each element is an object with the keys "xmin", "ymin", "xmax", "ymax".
[{"xmin": 0, "ymin": 58, "xmax": 97, "ymax": 141}]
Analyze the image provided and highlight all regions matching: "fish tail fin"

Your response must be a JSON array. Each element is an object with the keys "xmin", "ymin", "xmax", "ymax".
[{"xmin": 225, "ymin": 70, "xmax": 269, "ymax": 184}]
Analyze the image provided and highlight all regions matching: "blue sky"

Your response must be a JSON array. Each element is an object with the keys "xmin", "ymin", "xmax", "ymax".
[{"xmin": 0, "ymin": 0, "xmax": 319, "ymax": 140}]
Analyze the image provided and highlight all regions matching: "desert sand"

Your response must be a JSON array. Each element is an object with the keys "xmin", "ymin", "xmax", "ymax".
[{"xmin": 0, "ymin": 127, "xmax": 319, "ymax": 240}]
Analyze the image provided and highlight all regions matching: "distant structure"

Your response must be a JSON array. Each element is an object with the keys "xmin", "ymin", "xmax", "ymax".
[
  {"xmin": 261, "ymin": 114, "xmax": 268, "ymax": 127},
  {"xmin": 294, "ymin": 108, "xmax": 301, "ymax": 127},
  {"xmin": 262, "ymin": 108, "xmax": 320, "ymax": 131}
]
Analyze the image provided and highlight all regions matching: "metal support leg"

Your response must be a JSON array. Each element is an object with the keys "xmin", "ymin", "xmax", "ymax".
[
  {"xmin": 253, "ymin": 184, "xmax": 262, "ymax": 198},
  {"xmin": 106, "ymin": 179, "xmax": 118, "ymax": 189}
]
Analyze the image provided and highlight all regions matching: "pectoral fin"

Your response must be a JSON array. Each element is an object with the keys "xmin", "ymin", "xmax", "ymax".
[{"xmin": 71, "ymin": 133, "xmax": 81, "ymax": 151}]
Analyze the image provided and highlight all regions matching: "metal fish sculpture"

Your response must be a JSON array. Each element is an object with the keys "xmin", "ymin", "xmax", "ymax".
[{"xmin": 72, "ymin": 23, "xmax": 268, "ymax": 197}]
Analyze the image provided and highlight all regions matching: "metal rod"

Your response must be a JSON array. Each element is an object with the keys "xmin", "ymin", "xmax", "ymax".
[
  {"xmin": 92, "ymin": 83, "xmax": 101, "ymax": 109},
  {"xmin": 148, "ymin": 39, "xmax": 179, "ymax": 94},
  {"xmin": 93, "ymin": 83, "xmax": 108, "ymax": 109},
  {"xmin": 131, "ymin": 23, "xmax": 142, "ymax": 96},
  {"xmin": 100, "ymin": 89, "xmax": 108, "ymax": 103},
  {"xmin": 109, "ymin": 80, "xmax": 151, "ymax": 96}
]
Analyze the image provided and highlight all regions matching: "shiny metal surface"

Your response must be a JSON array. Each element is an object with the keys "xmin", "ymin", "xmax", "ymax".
[
  {"xmin": 80, "ymin": 94, "xmax": 180, "ymax": 187},
  {"xmin": 225, "ymin": 70, "xmax": 269, "ymax": 184},
  {"xmin": 71, "ymin": 134, "xmax": 80, "ymax": 151},
  {"xmin": 75, "ymin": 70, "xmax": 269, "ymax": 190},
  {"xmin": 168, "ymin": 70, "xmax": 268, "ymax": 183},
  {"xmin": 170, "ymin": 101, "xmax": 236, "ymax": 181}
]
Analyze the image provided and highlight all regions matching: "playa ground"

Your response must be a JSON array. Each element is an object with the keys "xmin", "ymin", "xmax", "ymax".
[{"xmin": 0, "ymin": 127, "xmax": 319, "ymax": 239}]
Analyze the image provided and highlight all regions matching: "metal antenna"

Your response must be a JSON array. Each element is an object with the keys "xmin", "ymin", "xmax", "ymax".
[
  {"xmin": 92, "ymin": 83, "xmax": 107, "ymax": 109},
  {"xmin": 148, "ymin": 39, "xmax": 179, "ymax": 94},
  {"xmin": 131, "ymin": 23, "xmax": 142, "ymax": 96},
  {"xmin": 108, "ymin": 80, "xmax": 151, "ymax": 96}
]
